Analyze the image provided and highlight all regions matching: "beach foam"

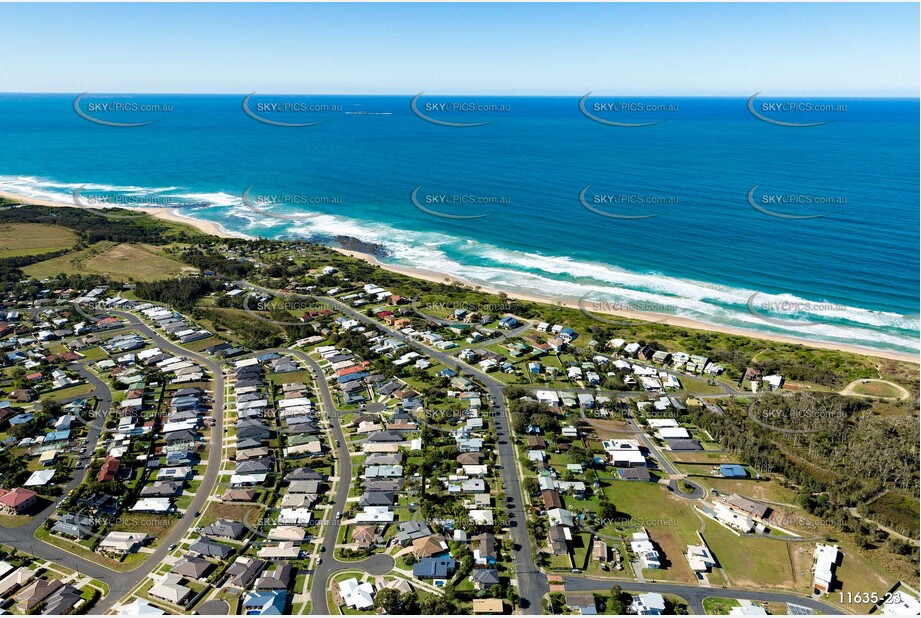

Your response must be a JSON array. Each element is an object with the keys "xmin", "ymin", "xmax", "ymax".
[{"xmin": 2, "ymin": 174, "xmax": 917, "ymax": 354}]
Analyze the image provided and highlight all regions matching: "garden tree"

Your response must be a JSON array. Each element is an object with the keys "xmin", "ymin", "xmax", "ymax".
[
  {"xmin": 568, "ymin": 444, "xmax": 592, "ymax": 467},
  {"xmin": 9, "ymin": 366, "xmax": 27, "ymax": 389},
  {"xmin": 373, "ymin": 588, "xmax": 402, "ymax": 614},
  {"xmin": 420, "ymin": 595, "xmax": 457, "ymax": 615},
  {"xmin": 0, "ymin": 449, "xmax": 28, "ymax": 489},
  {"xmin": 39, "ymin": 397, "xmax": 62, "ymax": 418},
  {"xmin": 399, "ymin": 592, "xmax": 420, "ymax": 614},
  {"xmin": 546, "ymin": 592, "xmax": 566, "ymax": 614},
  {"xmin": 609, "ymin": 585, "xmax": 628, "ymax": 614},
  {"xmin": 599, "ymin": 500, "xmax": 620, "ymax": 522},
  {"xmin": 665, "ymin": 596, "xmax": 688, "ymax": 615},
  {"xmin": 523, "ymin": 477, "xmax": 539, "ymax": 496}
]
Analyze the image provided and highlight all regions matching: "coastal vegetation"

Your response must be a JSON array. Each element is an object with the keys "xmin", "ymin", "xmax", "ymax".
[{"xmin": 691, "ymin": 394, "xmax": 919, "ymax": 577}]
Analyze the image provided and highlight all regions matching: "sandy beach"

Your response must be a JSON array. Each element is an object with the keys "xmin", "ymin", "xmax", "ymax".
[
  {"xmin": 0, "ymin": 190, "xmax": 248, "ymax": 239},
  {"xmin": 334, "ymin": 248, "xmax": 919, "ymax": 364},
  {"xmin": 2, "ymin": 191, "xmax": 916, "ymax": 364}
]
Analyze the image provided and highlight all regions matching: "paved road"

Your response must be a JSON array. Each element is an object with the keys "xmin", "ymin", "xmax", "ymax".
[
  {"xmin": 0, "ymin": 310, "xmax": 226, "ymax": 614},
  {"xmin": 275, "ymin": 348, "xmax": 395, "ymax": 614},
  {"xmin": 240, "ymin": 283, "xmax": 854, "ymax": 615},
  {"xmin": 561, "ymin": 575, "xmax": 842, "ymax": 615},
  {"xmin": 242, "ymin": 284, "xmax": 551, "ymax": 614},
  {"xmin": 0, "ymin": 363, "xmax": 109, "ymax": 556},
  {"xmin": 622, "ymin": 415, "xmax": 705, "ymax": 500}
]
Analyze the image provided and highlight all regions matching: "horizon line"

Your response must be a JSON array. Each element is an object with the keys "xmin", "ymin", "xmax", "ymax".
[{"xmin": 1, "ymin": 91, "xmax": 919, "ymax": 99}]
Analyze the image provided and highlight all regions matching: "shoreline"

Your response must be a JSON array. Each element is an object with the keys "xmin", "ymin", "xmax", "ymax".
[
  {"xmin": 2, "ymin": 190, "xmax": 916, "ymax": 364},
  {"xmin": 0, "ymin": 190, "xmax": 249, "ymax": 239},
  {"xmin": 334, "ymin": 248, "xmax": 919, "ymax": 364}
]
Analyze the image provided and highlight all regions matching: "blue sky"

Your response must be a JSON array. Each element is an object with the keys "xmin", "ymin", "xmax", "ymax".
[{"xmin": 0, "ymin": 3, "xmax": 917, "ymax": 95}]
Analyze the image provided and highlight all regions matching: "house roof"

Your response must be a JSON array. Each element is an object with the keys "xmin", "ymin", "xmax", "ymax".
[
  {"xmin": 227, "ymin": 557, "xmax": 266, "ymax": 588},
  {"xmin": 255, "ymin": 564, "xmax": 292, "ymax": 590},
  {"xmin": 201, "ymin": 519, "xmax": 245, "ymax": 539},
  {"xmin": 171, "ymin": 555, "xmax": 214, "ymax": 578},
  {"xmin": 472, "ymin": 568, "xmax": 500, "ymax": 585},
  {"xmin": 0, "ymin": 487, "xmax": 37, "ymax": 508},
  {"xmin": 413, "ymin": 557, "xmax": 457, "ymax": 579},
  {"xmin": 189, "ymin": 538, "xmax": 234, "ymax": 559},
  {"xmin": 411, "ymin": 534, "xmax": 448, "ymax": 558}
]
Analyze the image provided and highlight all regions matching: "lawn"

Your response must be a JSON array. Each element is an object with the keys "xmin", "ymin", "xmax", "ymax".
[
  {"xmin": 0, "ymin": 223, "xmax": 78, "ymax": 257},
  {"xmin": 849, "ymin": 381, "xmax": 904, "ymax": 399},
  {"xmin": 702, "ymin": 597, "xmax": 741, "ymax": 614},
  {"xmin": 34, "ymin": 527, "xmax": 146, "ymax": 571},
  {"xmin": 110, "ymin": 512, "xmax": 179, "ymax": 542},
  {"xmin": 701, "ymin": 521, "xmax": 798, "ymax": 590},
  {"xmin": 23, "ymin": 241, "xmax": 194, "ymax": 281},
  {"xmin": 46, "ymin": 382, "xmax": 96, "ymax": 400},
  {"xmin": 832, "ymin": 541, "xmax": 900, "ymax": 614}
]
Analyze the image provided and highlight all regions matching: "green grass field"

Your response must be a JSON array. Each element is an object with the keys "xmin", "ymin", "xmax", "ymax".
[
  {"xmin": 702, "ymin": 597, "xmax": 742, "ymax": 614},
  {"xmin": 0, "ymin": 223, "xmax": 78, "ymax": 257},
  {"xmin": 850, "ymin": 381, "xmax": 905, "ymax": 398},
  {"xmin": 701, "ymin": 522, "xmax": 798, "ymax": 590},
  {"xmin": 23, "ymin": 241, "xmax": 194, "ymax": 281}
]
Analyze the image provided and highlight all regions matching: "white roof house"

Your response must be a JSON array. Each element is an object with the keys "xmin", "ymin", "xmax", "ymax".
[
  {"xmin": 468, "ymin": 509, "xmax": 494, "ymax": 525},
  {"xmin": 646, "ymin": 418, "xmax": 679, "ymax": 428},
  {"xmin": 729, "ymin": 605, "xmax": 768, "ymax": 616},
  {"xmin": 657, "ymin": 427, "xmax": 690, "ymax": 440},
  {"xmin": 131, "ymin": 498, "xmax": 172, "ymax": 513},
  {"xmin": 685, "ymin": 544, "xmax": 716, "ymax": 572},
  {"xmin": 99, "ymin": 531, "xmax": 150, "ymax": 554},
  {"xmin": 812, "ymin": 544, "xmax": 840, "ymax": 592},
  {"xmin": 339, "ymin": 577, "xmax": 375, "ymax": 610},
  {"xmin": 24, "ymin": 469, "xmax": 55, "ymax": 487},
  {"xmin": 547, "ymin": 508, "xmax": 575, "ymax": 528},
  {"xmin": 117, "ymin": 599, "xmax": 166, "ymax": 616},
  {"xmin": 631, "ymin": 592, "xmax": 666, "ymax": 615},
  {"xmin": 630, "ymin": 532, "xmax": 660, "ymax": 569},
  {"xmin": 148, "ymin": 573, "xmax": 191, "ymax": 605},
  {"xmin": 881, "ymin": 589, "xmax": 921, "ymax": 615}
]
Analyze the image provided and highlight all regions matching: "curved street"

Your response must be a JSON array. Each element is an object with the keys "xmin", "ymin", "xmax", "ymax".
[
  {"xmin": 561, "ymin": 575, "xmax": 842, "ymax": 615},
  {"xmin": 0, "ymin": 310, "xmax": 227, "ymax": 614},
  {"xmin": 250, "ymin": 347, "xmax": 397, "ymax": 614},
  {"xmin": 242, "ymin": 283, "xmax": 860, "ymax": 615}
]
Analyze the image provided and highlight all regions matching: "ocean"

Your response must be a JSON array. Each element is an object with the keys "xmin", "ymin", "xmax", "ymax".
[{"xmin": 0, "ymin": 93, "xmax": 917, "ymax": 355}]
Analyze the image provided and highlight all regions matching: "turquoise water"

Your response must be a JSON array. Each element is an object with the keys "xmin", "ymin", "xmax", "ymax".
[{"xmin": 0, "ymin": 93, "xmax": 917, "ymax": 354}]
